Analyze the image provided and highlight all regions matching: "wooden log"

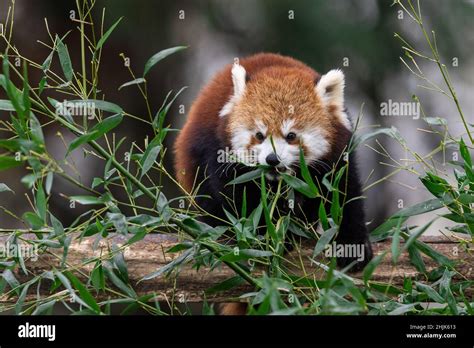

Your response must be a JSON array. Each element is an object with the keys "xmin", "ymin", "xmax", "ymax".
[{"xmin": 1, "ymin": 234, "xmax": 473, "ymax": 304}]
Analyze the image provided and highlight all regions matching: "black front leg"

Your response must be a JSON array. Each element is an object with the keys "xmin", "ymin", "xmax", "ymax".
[{"xmin": 335, "ymin": 152, "xmax": 373, "ymax": 271}]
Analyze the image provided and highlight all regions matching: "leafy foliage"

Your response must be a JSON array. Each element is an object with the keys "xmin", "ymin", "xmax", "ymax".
[{"xmin": 0, "ymin": 0, "xmax": 471, "ymax": 315}]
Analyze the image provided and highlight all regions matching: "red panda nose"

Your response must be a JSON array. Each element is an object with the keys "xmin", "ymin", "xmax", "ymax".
[{"xmin": 266, "ymin": 153, "xmax": 280, "ymax": 167}]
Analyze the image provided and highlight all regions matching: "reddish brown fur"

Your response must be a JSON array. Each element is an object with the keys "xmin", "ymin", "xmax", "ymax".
[
  {"xmin": 174, "ymin": 53, "xmax": 355, "ymax": 315},
  {"xmin": 174, "ymin": 53, "xmax": 337, "ymax": 191}
]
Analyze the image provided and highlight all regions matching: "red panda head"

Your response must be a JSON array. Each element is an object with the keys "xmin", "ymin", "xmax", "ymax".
[{"xmin": 219, "ymin": 63, "xmax": 351, "ymax": 179}]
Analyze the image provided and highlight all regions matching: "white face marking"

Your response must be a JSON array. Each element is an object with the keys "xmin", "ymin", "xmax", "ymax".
[
  {"xmin": 229, "ymin": 126, "xmax": 261, "ymax": 166},
  {"xmin": 230, "ymin": 121, "xmax": 330, "ymax": 180},
  {"xmin": 254, "ymin": 137, "xmax": 299, "ymax": 168},
  {"xmin": 255, "ymin": 120, "xmax": 268, "ymax": 134},
  {"xmin": 281, "ymin": 119, "xmax": 295, "ymax": 136},
  {"xmin": 301, "ymin": 128, "xmax": 330, "ymax": 163}
]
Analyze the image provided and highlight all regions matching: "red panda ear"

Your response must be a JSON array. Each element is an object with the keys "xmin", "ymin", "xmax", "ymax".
[
  {"xmin": 219, "ymin": 63, "xmax": 247, "ymax": 117},
  {"xmin": 315, "ymin": 69, "xmax": 352, "ymax": 129},
  {"xmin": 315, "ymin": 69, "xmax": 345, "ymax": 109}
]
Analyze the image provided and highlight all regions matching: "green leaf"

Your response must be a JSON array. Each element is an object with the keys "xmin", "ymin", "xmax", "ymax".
[
  {"xmin": 38, "ymin": 76, "xmax": 47, "ymax": 95},
  {"xmin": 393, "ymin": 197, "xmax": 446, "ymax": 218},
  {"xmin": 459, "ymin": 138, "xmax": 472, "ymax": 168},
  {"xmin": 153, "ymin": 87, "xmax": 187, "ymax": 134},
  {"xmin": 104, "ymin": 266, "xmax": 137, "ymax": 298},
  {"xmin": 350, "ymin": 126, "xmax": 405, "ymax": 151},
  {"xmin": 95, "ymin": 17, "xmax": 123, "ymax": 53},
  {"xmin": 107, "ymin": 212, "xmax": 128, "ymax": 234},
  {"xmin": 15, "ymin": 283, "xmax": 31, "ymax": 314},
  {"xmin": 363, "ymin": 251, "xmax": 387, "ymax": 284},
  {"xmin": 241, "ymin": 187, "xmax": 247, "ymax": 218},
  {"xmin": 47, "ymin": 97, "xmax": 74, "ymax": 123},
  {"xmin": 281, "ymin": 173, "xmax": 318, "ymax": 198},
  {"xmin": 45, "ymin": 172, "xmax": 54, "ymax": 195},
  {"xmin": 22, "ymin": 62, "xmax": 31, "ymax": 118},
  {"xmin": 65, "ymin": 271, "xmax": 101, "ymax": 313},
  {"xmin": 112, "ymin": 249, "xmax": 129, "ymax": 282},
  {"xmin": 318, "ymin": 201, "xmax": 329, "ymax": 230},
  {"xmin": 330, "ymin": 187, "xmax": 341, "ymax": 225},
  {"xmin": 0, "ymin": 155, "xmax": 22, "ymax": 171},
  {"xmin": 219, "ymin": 249, "xmax": 273, "ymax": 262},
  {"xmin": 420, "ymin": 174, "xmax": 450, "ymax": 198},
  {"xmin": 143, "ymin": 46, "xmax": 187, "ymax": 76},
  {"xmin": 41, "ymin": 50, "xmax": 54, "ymax": 72},
  {"xmin": 50, "ymin": 213, "xmax": 64, "ymax": 238},
  {"xmin": 118, "ymin": 78, "xmax": 146, "ymax": 91},
  {"xmin": 439, "ymin": 269, "xmax": 458, "ymax": 314},
  {"xmin": 70, "ymin": 195, "xmax": 105, "ymax": 205},
  {"xmin": 140, "ymin": 143, "xmax": 161, "ymax": 177},
  {"xmin": 249, "ymin": 202, "xmax": 263, "ymax": 233},
  {"xmin": 371, "ymin": 216, "xmax": 408, "ymax": 242},
  {"xmin": 2, "ymin": 269, "xmax": 20, "ymax": 295},
  {"xmin": 69, "ymin": 99, "xmax": 123, "ymax": 115},
  {"xmin": 68, "ymin": 131, "xmax": 99, "ymax": 154},
  {"xmin": 127, "ymin": 228, "xmax": 148, "ymax": 244},
  {"xmin": 68, "ymin": 113, "xmax": 123, "ymax": 154},
  {"xmin": 141, "ymin": 249, "xmax": 193, "ymax": 282},
  {"xmin": 0, "ymin": 99, "xmax": 15, "ymax": 111},
  {"xmin": 387, "ymin": 303, "xmax": 417, "ymax": 315},
  {"xmin": 32, "ymin": 300, "xmax": 56, "ymax": 315},
  {"xmin": 299, "ymin": 146, "xmax": 319, "ymax": 194},
  {"xmin": 391, "ymin": 217, "xmax": 404, "ymax": 263},
  {"xmin": 55, "ymin": 271, "xmax": 90, "ymax": 309},
  {"xmin": 260, "ymin": 173, "xmax": 277, "ymax": 241},
  {"xmin": 91, "ymin": 262, "xmax": 105, "ymax": 291},
  {"xmin": 35, "ymin": 184, "xmax": 47, "ymax": 221},
  {"xmin": 56, "ymin": 35, "xmax": 73, "ymax": 81},
  {"xmin": 156, "ymin": 191, "xmax": 172, "ymax": 221},
  {"xmin": 227, "ymin": 168, "xmax": 262, "ymax": 186},
  {"xmin": 0, "ymin": 183, "xmax": 14, "ymax": 194},
  {"xmin": 423, "ymin": 117, "xmax": 447, "ymax": 126},
  {"xmin": 3, "ymin": 57, "xmax": 25, "ymax": 122},
  {"xmin": 22, "ymin": 212, "xmax": 44, "ymax": 229},
  {"xmin": 458, "ymin": 193, "xmax": 474, "ymax": 205},
  {"xmin": 415, "ymin": 282, "xmax": 444, "ymax": 303},
  {"xmin": 413, "ymin": 240, "xmax": 453, "ymax": 267},
  {"xmin": 82, "ymin": 220, "xmax": 105, "ymax": 237},
  {"xmin": 402, "ymin": 220, "xmax": 435, "ymax": 252},
  {"xmin": 313, "ymin": 226, "xmax": 337, "ymax": 257},
  {"xmin": 29, "ymin": 113, "xmax": 45, "ymax": 144},
  {"xmin": 407, "ymin": 244, "xmax": 426, "ymax": 273}
]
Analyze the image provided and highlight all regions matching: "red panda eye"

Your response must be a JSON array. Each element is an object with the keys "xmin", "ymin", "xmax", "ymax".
[
  {"xmin": 255, "ymin": 132, "xmax": 265, "ymax": 141},
  {"xmin": 286, "ymin": 132, "xmax": 297, "ymax": 141}
]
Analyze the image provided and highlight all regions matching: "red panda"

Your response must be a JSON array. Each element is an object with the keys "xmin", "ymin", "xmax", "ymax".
[{"xmin": 174, "ymin": 53, "xmax": 373, "ymax": 313}]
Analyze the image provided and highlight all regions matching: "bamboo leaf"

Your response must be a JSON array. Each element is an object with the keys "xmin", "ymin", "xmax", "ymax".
[
  {"xmin": 0, "ymin": 183, "xmax": 14, "ymax": 194},
  {"xmin": 67, "ymin": 113, "xmax": 123, "ymax": 154},
  {"xmin": 0, "ymin": 155, "xmax": 22, "ymax": 171},
  {"xmin": 227, "ymin": 168, "xmax": 262, "ymax": 186},
  {"xmin": 118, "ymin": 78, "xmax": 146, "ymax": 91},
  {"xmin": 65, "ymin": 271, "xmax": 101, "ymax": 313},
  {"xmin": 281, "ymin": 173, "xmax": 318, "ymax": 198},
  {"xmin": 69, "ymin": 99, "xmax": 123, "ymax": 115},
  {"xmin": 140, "ymin": 143, "xmax": 161, "ymax": 178},
  {"xmin": 56, "ymin": 35, "xmax": 73, "ymax": 81},
  {"xmin": 0, "ymin": 99, "xmax": 15, "ymax": 111},
  {"xmin": 363, "ymin": 251, "xmax": 387, "ymax": 284},
  {"xmin": 313, "ymin": 226, "xmax": 337, "ymax": 257},
  {"xmin": 95, "ymin": 17, "xmax": 123, "ymax": 53},
  {"xmin": 143, "ymin": 46, "xmax": 187, "ymax": 76}
]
